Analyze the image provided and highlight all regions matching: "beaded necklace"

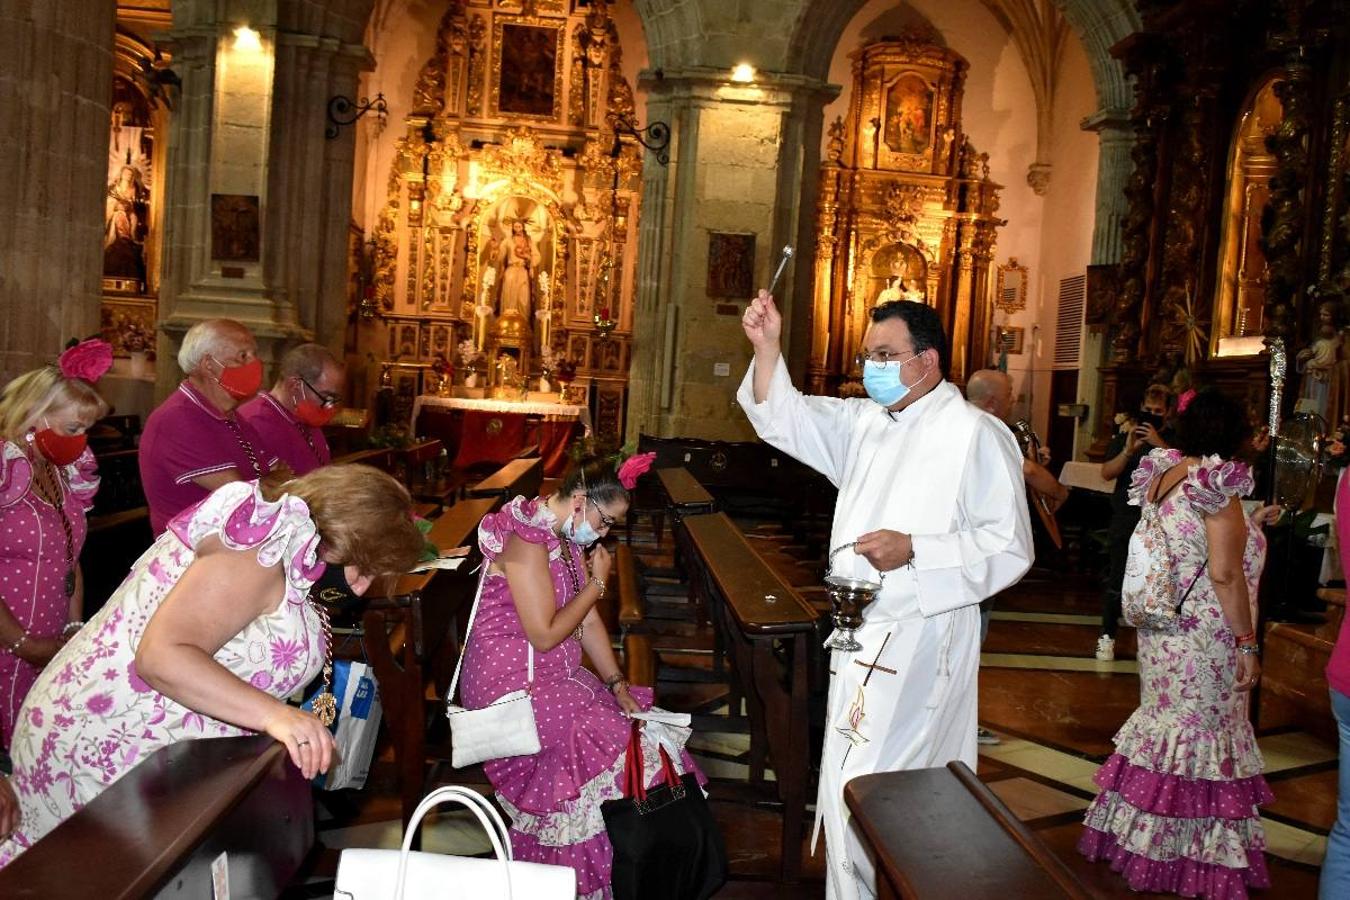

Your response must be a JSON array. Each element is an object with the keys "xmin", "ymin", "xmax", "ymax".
[
  {"xmin": 30, "ymin": 456, "xmax": 76, "ymax": 598},
  {"xmin": 560, "ymin": 538, "xmax": 585, "ymax": 643}
]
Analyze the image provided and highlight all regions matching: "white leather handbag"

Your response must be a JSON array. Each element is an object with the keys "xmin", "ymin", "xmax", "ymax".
[
  {"xmin": 333, "ymin": 785, "xmax": 575, "ymax": 899},
  {"xmin": 445, "ymin": 566, "xmax": 542, "ymax": 768}
]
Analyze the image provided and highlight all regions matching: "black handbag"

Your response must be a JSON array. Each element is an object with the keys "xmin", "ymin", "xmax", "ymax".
[{"xmin": 601, "ymin": 722, "xmax": 727, "ymax": 900}]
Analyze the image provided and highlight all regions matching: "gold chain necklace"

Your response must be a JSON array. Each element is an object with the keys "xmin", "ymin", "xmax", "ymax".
[{"xmin": 306, "ymin": 589, "xmax": 336, "ymax": 726}]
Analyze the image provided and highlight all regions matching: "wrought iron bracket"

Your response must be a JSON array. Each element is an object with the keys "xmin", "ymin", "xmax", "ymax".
[
  {"xmin": 326, "ymin": 93, "xmax": 388, "ymax": 140},
  {"xmin": 609, "ymin": 113, "xmax": 671, "ymax": 166}
]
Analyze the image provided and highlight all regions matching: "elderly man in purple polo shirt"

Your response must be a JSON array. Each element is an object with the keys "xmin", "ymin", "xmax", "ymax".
[
  {"xmin": 239, "ymin": 343, "xmax": 344, "ymax": 476},
  {"xmin": 139, "ymin": 319, "xmax": 280, "ymax": 535}
]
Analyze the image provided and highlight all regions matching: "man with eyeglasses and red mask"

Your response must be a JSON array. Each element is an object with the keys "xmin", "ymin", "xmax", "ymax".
[
  {"xmin": 239, "ymin": 343, "xmax": 345, "ymax": 476},
  {"xmin": 739, "ymin": 293, "xmax": 1033, "ymax": 900},
  {"xmin": 139, "ymin": 319, "xmax": 280, "ymax": 535}
]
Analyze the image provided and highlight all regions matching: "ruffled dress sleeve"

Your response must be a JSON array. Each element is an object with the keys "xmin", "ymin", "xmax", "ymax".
[
  {"xmin": 167, "ymin": 479, "xmax": 326, "ymax": 597},
  {"xmin": 0, "ymin": 441, "xmax": 33, "ymax": 508},
  {"xmin": 1126, "ymin": 447, "xmax": 1183, "ymax": 507},
  {"xmin": 63, "ymin": 447, "xmax": 100, "ymax": 512},
  {"xmin": 1181, "ymin": 455, "xmax": 1255, "ymax": 515},
  {"xmin": 477, "ymin": 495, "xmax": 560, "ymax": 562}
]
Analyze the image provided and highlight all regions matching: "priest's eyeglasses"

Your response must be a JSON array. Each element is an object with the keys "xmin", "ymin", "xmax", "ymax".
[
  {"xmin": 854, "ymin": 349, "xmax": 919, "ymax": 368},
  {"xmin": 300, "ymin": 377, "xmax": 342, "ymax": 408}
]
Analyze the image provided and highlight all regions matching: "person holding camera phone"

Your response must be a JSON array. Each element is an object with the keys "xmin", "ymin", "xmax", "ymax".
[{"xmin": 1095, "ymin": 384, "xmax": 1173, "ymax": 660}]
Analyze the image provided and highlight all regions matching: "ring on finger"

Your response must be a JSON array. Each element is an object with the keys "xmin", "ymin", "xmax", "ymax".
[{"xmin": 298, "ymin": 739, "xmax": 310, "ymax": 747}]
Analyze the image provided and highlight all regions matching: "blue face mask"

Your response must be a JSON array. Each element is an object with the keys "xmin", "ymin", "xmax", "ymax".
[
  {"xmin": 562, "ymin": 509, "xmax": 601, "ymax": 547},
  {"xmin": 862, "ymin": 356, "xmax": 922, "ymax": 408}
]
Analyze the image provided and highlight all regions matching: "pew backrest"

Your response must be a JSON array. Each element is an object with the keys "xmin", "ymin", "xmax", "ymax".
[{"xmin": 0, "ymin": 736, "xmax": 310, "ymax": 899}]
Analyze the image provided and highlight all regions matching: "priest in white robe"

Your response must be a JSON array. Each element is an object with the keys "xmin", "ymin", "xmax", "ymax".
[{"xmin": 737, "ymin": 292, "xmax": 1033, "ymax": 900}]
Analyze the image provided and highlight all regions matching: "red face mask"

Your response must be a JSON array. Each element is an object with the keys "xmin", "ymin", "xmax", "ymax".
[
  {"xmin": 33, "ymin": 428, "xmax": 87, "ymax": 466},
  {"xmin": 216, "ymin": 357, "xmax": 263, "ymax": 400},
  {"xmin": 295, "ymin": 399, "xmax": 338, "ymax": 427}
]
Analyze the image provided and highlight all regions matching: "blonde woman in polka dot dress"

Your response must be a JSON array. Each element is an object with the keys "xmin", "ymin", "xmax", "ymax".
[
  {"xmin": 460, "ymin": 453, "xmax": 705, "ymax": 899},
  {"xmin": 0, "ymin": 341, "xmax": 111, "ymax": 751}
]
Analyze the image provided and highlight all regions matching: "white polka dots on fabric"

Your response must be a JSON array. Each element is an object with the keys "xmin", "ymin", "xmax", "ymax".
[{"xmin": 458, "ymin": 495, "xmax": 706, "ymax": 896}]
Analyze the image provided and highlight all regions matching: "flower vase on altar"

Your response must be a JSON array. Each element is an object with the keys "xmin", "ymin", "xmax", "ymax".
[
  {"xmin": 539, "ymin": 374, "xmax": 552, "ymax": 393},
  {"xmin": 465, "ymin": 370, "xmax": 479, "ymax": 389}
]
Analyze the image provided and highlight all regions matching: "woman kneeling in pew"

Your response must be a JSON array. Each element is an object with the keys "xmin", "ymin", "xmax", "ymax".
[
  {"xmin": 459, "ymin": 451, "xmax": 705, "ymax": 899},
  {"xmin": 0, "ymin": 464, "xmax": 424, "ymax": 865}
]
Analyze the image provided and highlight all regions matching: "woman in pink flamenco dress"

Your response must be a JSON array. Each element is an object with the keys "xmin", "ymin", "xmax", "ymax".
[
  {"xmin": 0, "ymin": 340, "xmax": 112, "ymax": 750},
  {"xmin": 0, "ymin": 464, "xmax": 424, "ymax": 865},
  {"xmin": 1079, "ymin": 388, "xmax": 1276, "ymax": 898},
  {"xmin": 459, "ymin": 453, "xmax": 704, "ymax": 899}
]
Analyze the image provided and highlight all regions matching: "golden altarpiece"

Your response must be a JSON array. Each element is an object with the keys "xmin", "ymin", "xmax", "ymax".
[
  {"xmin": 808, "ymin": 32, "xmax": 1004, "ymax": 394},
  {"xmin": 358, "ymin": 0, "xmax": 641, "ymax": 441}
]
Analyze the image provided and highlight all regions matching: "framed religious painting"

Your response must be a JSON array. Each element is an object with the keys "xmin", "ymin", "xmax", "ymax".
[
  {"xmin": 492, "ymin": 18, "xmax": 564, "ymax": 120},
  {"xmin": 884, "ymin": 73, "xmax": 935, "ymax": 158},
  {"xmin": 707, "ymin": 232, "xmax": 755, "ymax": 299},
  {"xmin": 210, "ymin": 194, "xmax": 261, "ymax": 262},
  {"xmin": 388, "ymin": 364, "xmax": 426, "ymax": 428}
]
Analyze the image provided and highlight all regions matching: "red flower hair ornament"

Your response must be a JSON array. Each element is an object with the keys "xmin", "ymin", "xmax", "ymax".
[
  {"xmin": 59, "ymin": 339, "xmax": 114, "ymax": 383},
  {"xmin": 616, "ymin": 451, "xmax": 656, "ymax": 490},
  {"xmin": 1176, "ymin": 388, "xmax": 1197, "ymax": 414}
]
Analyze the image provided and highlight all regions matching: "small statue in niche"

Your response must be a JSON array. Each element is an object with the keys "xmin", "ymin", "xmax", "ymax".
[
  {"xmin": 826, "ymin": 117, "xmax": 846, "ymax": 164},
  {"xmin": 495, "ymin": 219, "xmax": 541, "ymax": 319},
  {"xmin": 1296, "ymin": 298, "xmax": 1346, "ymax": 423},
  {"xmin": 876, "ymin": 277, "xmax": 903, "ymax": 305}
]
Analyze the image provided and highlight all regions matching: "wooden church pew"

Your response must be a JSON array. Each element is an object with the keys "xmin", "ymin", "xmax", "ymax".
[
  {"xmin": 681, "ymin": 511, "xmax": 819, "ymax": 882},
  {"xmin": 845, "ymin": 762, "xmax": 1093, "ymax": 899},
  {"xmin": 0, "ymin": 736, "xmax": 310, "ymax": 899}
]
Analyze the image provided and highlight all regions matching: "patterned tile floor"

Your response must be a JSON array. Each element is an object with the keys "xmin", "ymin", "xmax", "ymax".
[{"xmin": 297, "ymin": 524, "xmax": 1335, "ymax": 898}]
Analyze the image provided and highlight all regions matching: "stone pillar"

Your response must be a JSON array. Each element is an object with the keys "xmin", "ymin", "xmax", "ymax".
[
  {"xmin": 267, "ymin": 16, "xmax": 372, "ymax": 353},
  {"xmin": 1082, "ymin": 108, "xmax": 1133, "ymax": 267},
  {"xmin": 625, "ymin": 68, "xmax": 836, "ymax": 442},
  {"xmin": 1076, "ymin": 107, "xmax": 1134, "ymax": 454},
  {"xmin": 0, "ymin": 0, "xmax": 115, "ymax": 382}
]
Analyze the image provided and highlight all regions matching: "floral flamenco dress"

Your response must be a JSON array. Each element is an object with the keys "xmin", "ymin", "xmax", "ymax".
[
  {"xmin": 460, "ymin": 496, "xmax": 705, "ymax": 900},
  {"xmin": 0, "ymin": 481, "xmax": 327, "ymax": 868},
  {"xmin": 1079, "ymin": 449, "xmax": 1272, "ymax": 898}
]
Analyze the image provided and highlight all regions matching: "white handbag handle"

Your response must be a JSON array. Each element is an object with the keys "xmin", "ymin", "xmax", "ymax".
[
  {"xmin": 394, "ymin": 786, "xmax": 515, "ymax": 900},
  {"xmin": 448, "ymin": 563, "xmax": 533, "ymax": 707}
]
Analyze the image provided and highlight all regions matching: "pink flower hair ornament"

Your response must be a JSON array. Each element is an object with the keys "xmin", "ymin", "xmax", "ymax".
[
  {"xmin": 1176, "ymin": 388, "xmax": 1197, "ymax": 414},
  {"xmin": 616, "ymin": 451, "xmax": 656, "ymax": 490},
  {"xmin": 59, "ymin": 339, "xmax": 114, "ymax": 383}
]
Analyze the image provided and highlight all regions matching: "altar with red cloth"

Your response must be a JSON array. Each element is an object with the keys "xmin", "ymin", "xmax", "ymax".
[{"xmin": 411, "ymin": 396, "xmax": 591, "ymax": 477}]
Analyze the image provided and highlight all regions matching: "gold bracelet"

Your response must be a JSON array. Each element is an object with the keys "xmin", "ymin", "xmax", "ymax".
[
  {"xmin": 6, "ymin": 632, "xmax": 27, "ymax": 655},
  {"xmin": 590, "ymin": 577, "xmax": 607, "ymax": 598}
]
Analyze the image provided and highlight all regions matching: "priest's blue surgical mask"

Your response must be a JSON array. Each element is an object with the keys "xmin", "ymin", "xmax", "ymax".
[{"xmin": 861, "ymin": 353, "xmax": 924, "ymax": 407}]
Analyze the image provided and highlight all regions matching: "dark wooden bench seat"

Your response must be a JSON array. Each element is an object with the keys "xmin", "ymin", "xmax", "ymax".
[
  {"xmin": 616, "ymin": 543, "xmax": 644, "ymax": 630},
  {"xmin": 464, "ymin": 455, "xmax": 544, "ymax": 503},
  {"xmin": 844, "ymin": 762, "xmax": 1092, "ymax": 899},
  {"xmin": 0, "ymin": 736, "xmax": 310, "ymax": 899},
  {"xmin": 361, "ymin": 496, "xmax": 500, "ymax": 826},
  {"xmin": 682, "ymin": 511, "xmax": 820, "ymax": 881}
]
